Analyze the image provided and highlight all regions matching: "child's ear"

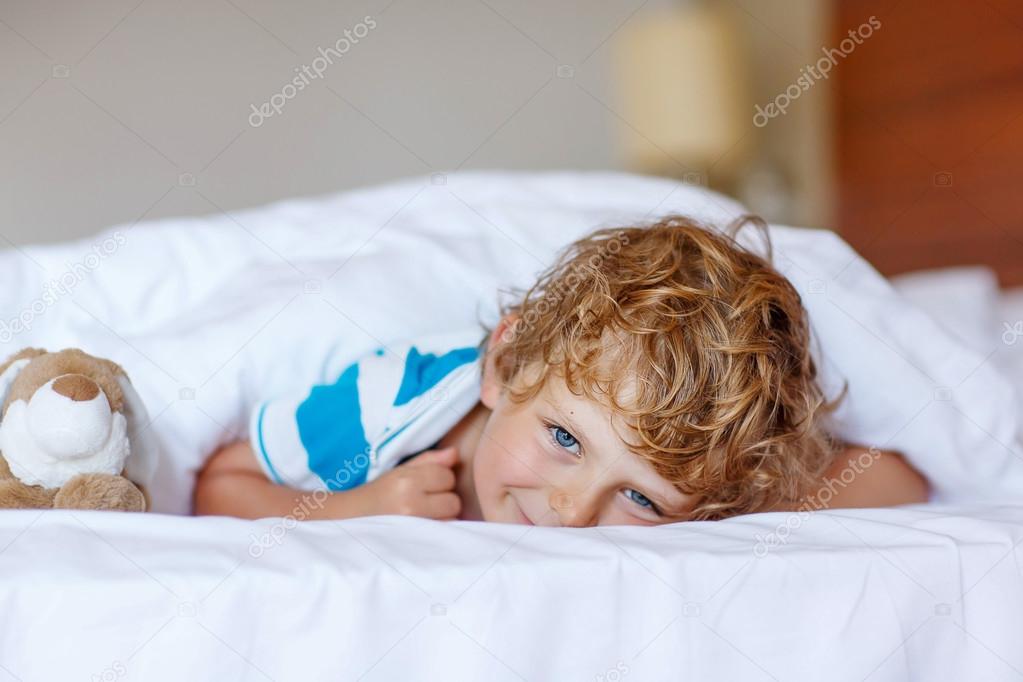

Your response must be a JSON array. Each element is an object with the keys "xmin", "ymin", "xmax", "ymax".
[
  {"xmin": 492, "ymin": 312, "xmax": 519, "ymax": 346},
  {"xmin": 480, "ymin": 313, "xmax": 519, "ymax": 409}
]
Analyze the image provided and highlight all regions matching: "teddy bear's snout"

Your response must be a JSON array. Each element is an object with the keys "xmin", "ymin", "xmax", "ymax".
[
  {"xmin": 51, "ymin": 374, "xmax": 101, "ymax": 402},
  {"xmin": 26, "ymin": 374, "xmax": 113, "ymax": 460}
]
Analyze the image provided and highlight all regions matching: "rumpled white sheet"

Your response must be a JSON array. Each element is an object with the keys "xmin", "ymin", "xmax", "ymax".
[
  {"xmin": 1, "ymin": 504, "xmax": 1021, "ymax": 680},
  {"xmin": 894, "ymin": 265, "xmax": 1023, "ymax": 431},
  {"xmin": 0, "ymin": 171, "xmax": 1021, "ymax": 680}
]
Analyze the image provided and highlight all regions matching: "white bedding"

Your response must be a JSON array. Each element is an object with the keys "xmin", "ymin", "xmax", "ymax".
[
  {"xmin": 2, "ymin": 503, "xmax": 1022, "ymax": 680},
  {"xmin": 0, "ymin": 171, "xmax": 1021, "ymax": 680}
]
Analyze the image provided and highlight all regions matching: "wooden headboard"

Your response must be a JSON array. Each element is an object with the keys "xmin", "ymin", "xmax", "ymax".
[{"xmin": 834, "ymin": 0, "xmax": 1023, "ymax": 286}]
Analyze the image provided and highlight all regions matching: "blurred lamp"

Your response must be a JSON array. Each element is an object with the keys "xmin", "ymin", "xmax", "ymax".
[{"xmin": 614, "ymin": 3, "xmax": 751, "ymax": 186}]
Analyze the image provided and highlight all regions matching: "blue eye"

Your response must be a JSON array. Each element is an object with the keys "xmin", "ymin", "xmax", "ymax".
[
  {"xmin": 552, "ymin": 426, "xmax": 577, "ymax": 448},
  {"xmin": 624, "ymin": 489, "xmax": 661, "ymax": 515},
  {"xmin": 545, "ymin": 423, "xmax": 580, "ymax": 455}
]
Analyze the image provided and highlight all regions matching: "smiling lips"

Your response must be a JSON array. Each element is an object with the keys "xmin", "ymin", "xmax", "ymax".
[{"xmin": 513, "ymin": 498, "xmax": 535, "ymax": 525}]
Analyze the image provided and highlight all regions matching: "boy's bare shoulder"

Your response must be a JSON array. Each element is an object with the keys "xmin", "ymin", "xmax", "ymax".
[
  {"xmin": 818, "ymin": 445, "xmax": 930, "ymax": 510},
  {"xmin": 770, "ymin": 445, "xmax": 931, "ymax": 513}
]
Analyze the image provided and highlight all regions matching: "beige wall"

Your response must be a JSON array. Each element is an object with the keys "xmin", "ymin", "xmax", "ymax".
[{"xmin": 0, "ymin": 0, "xmax": 832, "ymax": 246}]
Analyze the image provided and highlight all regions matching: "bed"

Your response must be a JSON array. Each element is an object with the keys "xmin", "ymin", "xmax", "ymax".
[{"xmin": 0, "ymin": 172, "xmax": 1020, "ymax": 681}]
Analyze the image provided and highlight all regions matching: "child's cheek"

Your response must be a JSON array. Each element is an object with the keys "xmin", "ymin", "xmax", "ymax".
[
  {"xmin": 492, "ymin": 441, "xmax": 548, "ymax": 490},
  {"xmin": 479, "ymin": 418, "xmax": 549, "ymax": 492}
]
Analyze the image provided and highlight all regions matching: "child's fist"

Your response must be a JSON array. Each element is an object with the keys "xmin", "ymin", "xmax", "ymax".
[{"xmin": 359, "ymin": 446, "xmax": 462, "ymax": 520}]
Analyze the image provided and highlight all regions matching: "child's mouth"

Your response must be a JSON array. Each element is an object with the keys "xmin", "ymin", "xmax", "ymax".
[{"xmin": 513, "ymin": 498, "xmax": 535, "ymax": 525}]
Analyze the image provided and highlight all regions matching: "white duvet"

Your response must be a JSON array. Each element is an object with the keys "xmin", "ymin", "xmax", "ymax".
[{"xmin": 0, "ymin": 171, "xmax": 1021, "ymax": 680}]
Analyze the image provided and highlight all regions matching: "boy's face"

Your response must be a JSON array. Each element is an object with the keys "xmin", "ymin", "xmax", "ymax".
[{"xmin": 472, "ymin": 315, "xmax": 694, "ymax": 527}]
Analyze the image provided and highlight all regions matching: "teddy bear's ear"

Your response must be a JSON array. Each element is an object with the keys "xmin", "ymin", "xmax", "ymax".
[
  {"xmin": 0, "ymin": 348, "xmax": 48, "ymax": 415},
  {"xmin": 0, "ymin": 357, "xmax": 33, "ymax": 416},
  {"xmin": 0, "ymin": 348, "xmax": 47, "ymax": 377},
  {"xmin": 116, "ymin": 374, "xmax": 160, "ymax": 499}
]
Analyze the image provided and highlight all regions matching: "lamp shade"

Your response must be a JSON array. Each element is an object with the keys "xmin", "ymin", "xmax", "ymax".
[{"xmin": 614, "ymin": 4, "xmax": 751, "ymax": 176}]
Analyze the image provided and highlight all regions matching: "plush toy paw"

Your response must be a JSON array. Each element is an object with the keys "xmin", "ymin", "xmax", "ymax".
[
  {"xmin": 0, "ymin": 479, "xmax": 57, "ymax": 509},
  {"xmin": 53, "ymin": 473, "xmax": 145, "ymax": 512}
]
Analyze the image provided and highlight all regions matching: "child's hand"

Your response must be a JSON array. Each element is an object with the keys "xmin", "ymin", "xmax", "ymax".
[{"xmin": 357, "ymin": 447, "xmax": 462, "ymax": 520}]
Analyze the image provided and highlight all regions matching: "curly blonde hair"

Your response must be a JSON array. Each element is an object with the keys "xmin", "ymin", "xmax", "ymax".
[{"xmin": 479, "ymin": 214, "xmax": 845, "ymax": 521}]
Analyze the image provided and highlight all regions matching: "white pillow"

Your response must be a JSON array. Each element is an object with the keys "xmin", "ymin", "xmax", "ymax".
[{"xmin": 749, "ymin": 229, "xmax": 1022, "ymax": 503}]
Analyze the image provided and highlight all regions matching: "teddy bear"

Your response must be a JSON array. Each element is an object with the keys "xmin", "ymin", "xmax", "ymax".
[{"xmin": 0, "ymin": 347, "xmax": 156, "ymax": 512}]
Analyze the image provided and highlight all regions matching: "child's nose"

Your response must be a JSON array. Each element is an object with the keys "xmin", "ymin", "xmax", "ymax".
[{"xmin": 548, "ymin": 488, "xmax": 600, "ymax": 527}]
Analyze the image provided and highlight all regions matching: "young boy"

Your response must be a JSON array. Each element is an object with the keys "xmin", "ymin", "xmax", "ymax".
[{"xmin": 194, "ymin": 215, "xmax": 929, "ymax": 526}]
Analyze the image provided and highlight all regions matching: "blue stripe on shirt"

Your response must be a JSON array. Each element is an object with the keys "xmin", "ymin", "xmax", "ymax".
[
  {"xmin": 296, "ymin": 362, "xmax": 371, "ymax": 491},
  {"xmin": 393, "ymin": 345, "xmax": 479, "ymax": 406},
  {"xmin": 255, "ymin": 402, "xmax": 285, "ymax": 484}
]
